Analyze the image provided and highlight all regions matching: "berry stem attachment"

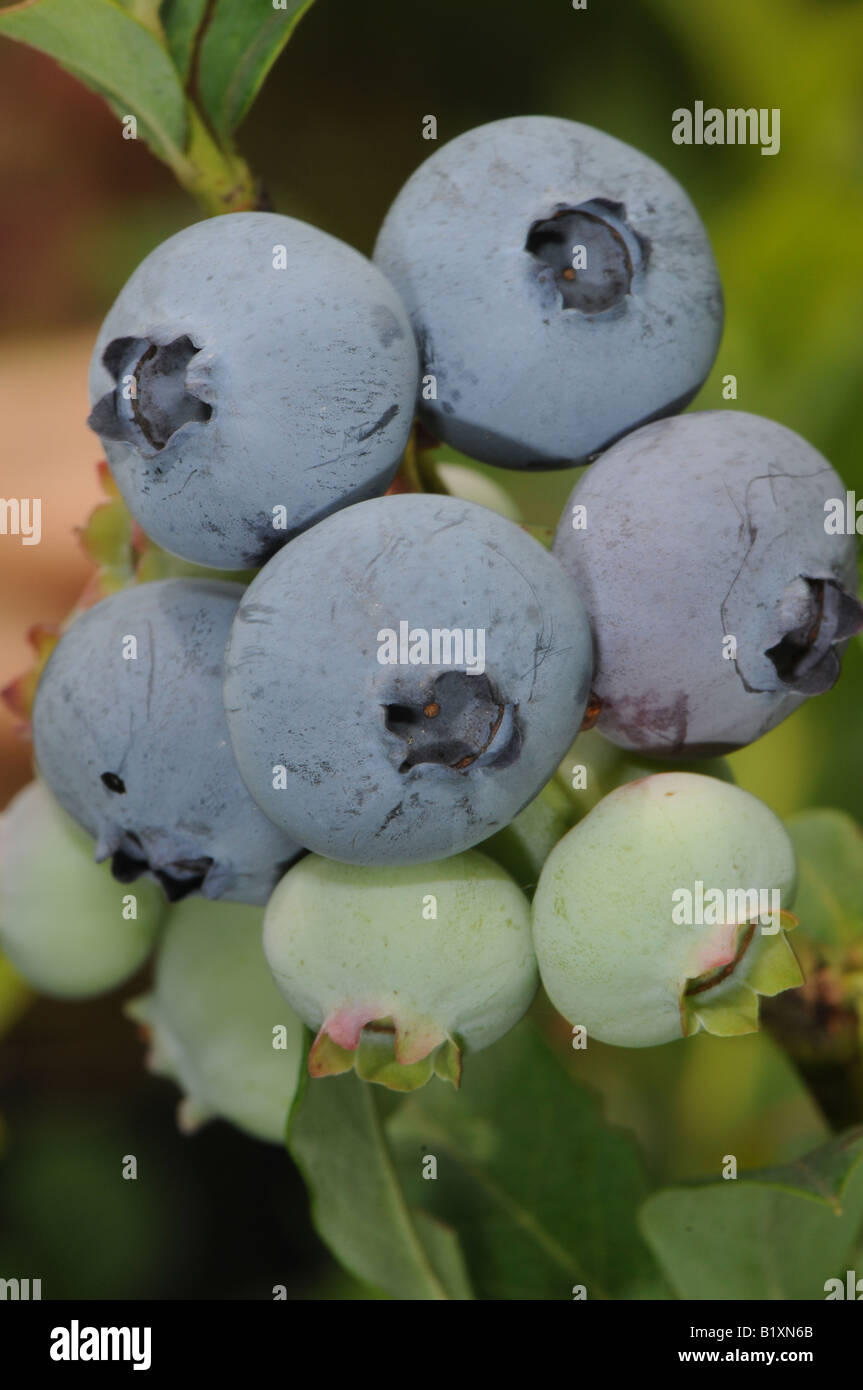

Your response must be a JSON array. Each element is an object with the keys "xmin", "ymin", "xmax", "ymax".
[
  {"xmin": 170, "ymin": 104, "xmax": 262, "ymax": 216},
  {"xmin": 389, "ymin": 423, "xmax": 442, "ymax": 495}
]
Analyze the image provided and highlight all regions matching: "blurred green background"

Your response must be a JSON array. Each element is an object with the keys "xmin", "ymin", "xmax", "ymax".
[{"xmin": 0, "ymin": 0, "xmax": 861, "ymax": 1298}]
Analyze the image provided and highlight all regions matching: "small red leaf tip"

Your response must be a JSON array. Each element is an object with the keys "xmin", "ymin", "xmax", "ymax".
[
  {"xmin": 130, "ymin": 520, "xmax": 150, "ymax": 554},
  {"xmin": 393, "ymin": 1018, "xmax": 448, "ymax": 1066},
  {"xmin": 96, "ymin": 459, "xmax": 121, "ymax": 499},
  {"xmin": 1, "ymin": 623, "xmax": 61, "ymax": 730},
  {"xmin": 306, "ymin": 1005, "xmax": 459, "ymax": 1092},
  {"xmin": 325, "ymin": 1004, "xmax": 382, "ymax": 1053},
  {"xmin": 688, "ymin": 921, "xmax": 738, "ymax": 977}
]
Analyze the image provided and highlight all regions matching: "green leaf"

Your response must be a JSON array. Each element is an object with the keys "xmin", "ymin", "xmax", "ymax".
[
  {"xmin": 0, "ymin": 0, "xmax": 188, "ymax": 166},
  {"xmin": 115, "ymin": 0, "xmax": 163, "ymax": 35},
  {"xmin": 288, "ymin": 1071, "xmax": 472, "ymax": 1301},
  {"xmin": 388, "ymin": 1019, "xmax": 657, "ymax": 1300},
  {"xmin": 159, "ymin": 0, "xmax": 209, "ymax": 79},
  {"xmin": 641, "ymin": 1126, "xmax": 863, "ymax": 1300},
  {"xmin": 197, "ymin": 0, "xmax": 316, "ymax": 138},
  {"xmin": 786, "ymin": 809, "xmax": 863, "ymax": 949}
]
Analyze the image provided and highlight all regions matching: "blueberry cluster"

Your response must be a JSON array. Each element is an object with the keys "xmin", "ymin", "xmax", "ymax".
[{"xmin": 5, "ymin": 117, "xmax": 861, "ymax": 1122}]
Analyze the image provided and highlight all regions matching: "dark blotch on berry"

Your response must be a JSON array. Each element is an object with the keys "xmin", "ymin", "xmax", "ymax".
[
  {"xmin": 765, "ymin": 577, "xmax": 863, "ymax": 695},
  {"xmin": 111, "ymin": 848, "xmax": 147, "ymax": 883},
  {"xmin": 153, "ymin": 857, "xmax": 215, "ymax": 903},
  {"xmin": 386, "ymin": 671, "xmax": 519, "ymax": 772},
  {"xmin": 88, "ymin": 334, "xmax": 211, "ymax": 453},
  {"xmin": 526, "ymin": 199, "xmax": 647, "ymax": 314}
]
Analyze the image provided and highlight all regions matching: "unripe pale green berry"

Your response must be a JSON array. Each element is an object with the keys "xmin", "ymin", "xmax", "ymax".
[
  {"xmin": 0, "ymin": 781, "xmax": 164, "ymax": 998},
  {"xmin": 127, "ymin": 898, "xmax": 305, "ymax": 1143},
  {"xmin": 263, "ymin": 851, "xmax": 537, "ymax": 1090},
  {"xmin": 532, "ymin": 772, "xmax": 801, "ymax": 1048}
]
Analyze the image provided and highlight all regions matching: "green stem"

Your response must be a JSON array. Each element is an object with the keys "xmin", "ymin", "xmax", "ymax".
[
  {"xmin": 169, "ymin": 104, "xmax": 262, "ymax": 215},
  {"xmin": 413, "ymin": 423, "xmax": 448, "ymax": 492},
  {"xmin": 390, "ymin": 422, "xmax": 452, "ymax": 496}
]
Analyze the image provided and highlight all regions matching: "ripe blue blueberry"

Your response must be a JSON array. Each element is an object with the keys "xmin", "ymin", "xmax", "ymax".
[
  {"xmin": 373, "ymin": 116, "xmax": 722, "ymax": 468},
  {"xmin": 223, "ymin": 494, "xmax": 594, "ymax": 865},
  {"xmin": 88, "ymin": 212, "xmax": 419, "ymax": 569},
  {"xmin": 552, "ymin": 411, "xmax": 863, "ymax": 755},
  {"xmin": 32, "ymin": 578, "xmax": 302, "ymax": 904}
]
